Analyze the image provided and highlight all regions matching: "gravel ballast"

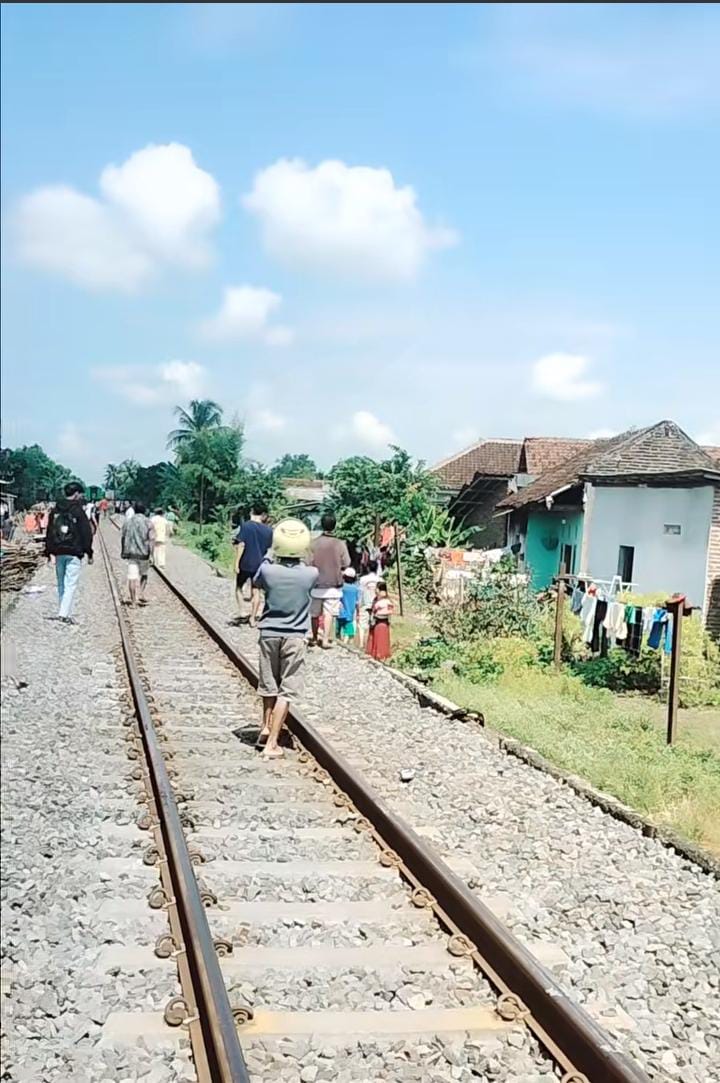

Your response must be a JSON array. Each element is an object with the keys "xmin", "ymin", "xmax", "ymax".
[
  {"xmin": 1, "ymin": 557, "xmax": 192, "ymax": 1082},
  {"xmin": 160, "ymin": 536, "xmax": 720, "ymax": 1083}
]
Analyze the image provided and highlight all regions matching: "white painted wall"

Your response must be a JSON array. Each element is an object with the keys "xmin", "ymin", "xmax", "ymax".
[{"xmin": 584, "ymin": 485, "xmax": 714, "ymax": 606}]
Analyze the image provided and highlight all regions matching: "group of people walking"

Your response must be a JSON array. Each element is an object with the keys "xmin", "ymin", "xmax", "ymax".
[
  {"xmin": 240, "ymin": 511, "xmax": 394, "ymax": 759},
  {"xmin": 42, "ymin": 482, "xmax": 393, "ymax": 760},
  {"xmin": 232, "ymin": 506, "xmax": 394, "ymax": 655}
]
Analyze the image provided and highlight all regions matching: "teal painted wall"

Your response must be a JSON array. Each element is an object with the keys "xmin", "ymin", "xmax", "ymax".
[{"xmin": 525, "ymin": 509, "xmax": 584, "ymax": 590}]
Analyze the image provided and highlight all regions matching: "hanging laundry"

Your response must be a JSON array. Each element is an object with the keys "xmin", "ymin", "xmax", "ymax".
[
  {"xmin": 591, "ymin": 599, "xmax": 608, "ymax": 653},
  {"xmin": 603, "ymin": 601, "xmax": 627, "ymax": 642},
  {"xmin": 664, "ymin": 614, "xmax": 673, "ymax": 654},
  {"xmin": 570, "ymin": 585, "xmax": 584, "ymax": 615},
  {"xmin": 647, "ymin": 608, "xmax": 673, "ymax": 652},
  {"xmin": 623, "ymin": 605, "xmax": 643, "ymax": 656},
  {"xmin": 581, "ymin": 594, "xmax": 597, "ymax": 644},
  {"xmin": 642, "ymin": 606, "xmax": 655, "ymax": 639}
]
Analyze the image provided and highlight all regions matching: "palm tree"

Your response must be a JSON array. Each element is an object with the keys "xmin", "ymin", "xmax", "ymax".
[
  {"xmin": 167, "ymin": 401, "xmax": 226, "ymax": 529},
  {"xmin": 167, "ymin": 400, "xmax": 223, "ymax": 451},
  {"xmin": 104, "ymin": 463, "xmax": 121, "ymax": 490}
]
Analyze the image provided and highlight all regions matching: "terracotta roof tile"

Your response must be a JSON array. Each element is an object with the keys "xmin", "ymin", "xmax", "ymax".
[
  {"xmin": 432, "ymin": 440, "xmax": 522, "ymax": 488},
  {"xmin": 520, "ymin": 438, "xmax": 593, "ymax": 475},
  {"xmin": 498, "ymin": 422, "xmax": 720, "ymax": 511}
]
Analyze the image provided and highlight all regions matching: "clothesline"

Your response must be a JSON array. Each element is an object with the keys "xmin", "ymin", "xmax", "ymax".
[{"xmin": 567, "ymin": 579, "xmax": 673, "ymax": 656}]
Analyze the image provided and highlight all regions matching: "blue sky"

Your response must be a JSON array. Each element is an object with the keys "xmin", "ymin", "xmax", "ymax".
[{"xmin": 2, "ymin": 3, "xmax": 719, "ymax": 483}]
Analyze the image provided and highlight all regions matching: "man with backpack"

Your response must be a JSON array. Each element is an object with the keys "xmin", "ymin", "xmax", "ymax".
[{"xmin": 45, "ymin": 481, "xmax": 94, "ymax": 624}]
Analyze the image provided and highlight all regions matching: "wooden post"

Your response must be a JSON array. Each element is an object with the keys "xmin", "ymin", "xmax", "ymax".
[
  {"xmin": 553, "ymin": 563, "xmax": 567, "ymax": 670},
  {"xmin": 394, "ymin": 522, "xmax": 405, "ymax": 617},
  {"xmin": 665, "ymin": 595, "xmax": 685, "ymax": 746}
]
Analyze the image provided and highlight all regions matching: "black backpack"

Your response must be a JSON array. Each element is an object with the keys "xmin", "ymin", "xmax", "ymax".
[{"xmin": 50, "ymin": 507, "xmax": 82, "ymax": 550}]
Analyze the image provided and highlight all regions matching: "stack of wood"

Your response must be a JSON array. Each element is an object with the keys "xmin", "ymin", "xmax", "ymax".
[{"xmin": 0, "ymin": 540, "xmax": 45, "ymax": 592}]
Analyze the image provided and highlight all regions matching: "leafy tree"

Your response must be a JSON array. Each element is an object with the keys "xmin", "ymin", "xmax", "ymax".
[
  {"xmin": 270, "ymin": 453, "xmax": 320, "ymax": 479},
  {"xmin": 126, "ymin": 462, "xmax": 173, "ymax": 508},
  {"xmin": 327, "ymin": 447, "xmax": 437, "ymax": 543},
  {"xmin": 103, "ymin": 459, "xmax": 140, "ymax": 498},
  {"xmin": 171, "ymin": 422, "xmax": 244, "ymax": 527},
  {"xmin": 167, "ymin": 399, "xmax": 223, "ymax": 450},
  {"xmin": 104, "ymin": 463, "xmax": 121, "ymax": 490},
  {"xmin": 0, "ymin": 444, "xmax": 83, "ymax": 508},
  {"xmin": 227, "ymin": 463, "xmax": 286, "ymax": 523}
]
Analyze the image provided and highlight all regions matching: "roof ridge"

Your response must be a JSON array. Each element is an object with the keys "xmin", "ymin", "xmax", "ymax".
[{"xmin": 431, "ymin": 436, "xmax": 521, "ymax": 472}]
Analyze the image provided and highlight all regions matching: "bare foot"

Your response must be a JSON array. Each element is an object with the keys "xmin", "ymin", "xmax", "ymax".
[{"xmin": 262, "ymin": 747, "xmax": 284, "ymax": 760}]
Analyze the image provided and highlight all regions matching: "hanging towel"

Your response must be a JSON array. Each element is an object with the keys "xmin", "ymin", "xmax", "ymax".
[
  {"xmin": 570, "ymin": 586, "xmax": 584, "ymax": 615},
  {"xmin": 604, "ymin": 601, "xmax": 627, "ymax": 641},
  {"xmin": 648, "ymin": 608, "xmax": 668, "ymax": 650},
  {"xmin": 591, "ymin": 599, "xmax": 608, "ymax": 653},
  {"xmin": 642, "ymin": 606, "xmax": 655, "ymax": 639},
  {"xmin": 624, "ymin": 606, "xmax": 643, "ymax": 656},
  {"xmin": 664, "ymin": 614, "xmax": 674, "ymax": 654},
  {"xmin": 581, "ymin": 594, "xmax": 597, "ymax": 644}
]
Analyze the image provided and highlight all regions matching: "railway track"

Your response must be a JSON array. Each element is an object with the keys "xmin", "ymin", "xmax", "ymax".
[{"xmin": 98, "ymin": 521, "xmax": 649, "ymax": 1083}]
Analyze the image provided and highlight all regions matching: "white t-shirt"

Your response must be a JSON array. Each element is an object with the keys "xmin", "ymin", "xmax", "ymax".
[
  {"xmin": 360, "ymin": 571, "xmax": 379, "ymax": 609},
  {"xmin": 125, "ymin": 507, "xmax": 135, "ymax": 519},
  {"xmin": 151, "ymin": 515, "xmax": 168, "ymax": 543}
]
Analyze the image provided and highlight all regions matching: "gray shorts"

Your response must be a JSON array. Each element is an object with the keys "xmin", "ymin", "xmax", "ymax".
[{"xmin": 258, "ymin": 637, "xmax": 306, "ymax": 702}]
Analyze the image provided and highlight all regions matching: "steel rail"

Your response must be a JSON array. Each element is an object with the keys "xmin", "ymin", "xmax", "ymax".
[
  {"xmin": 144, "ymin": 552, "xmax": 650, "ymax": 1083},
  {"xmin": 97, "ymin": 526, "xmax": 251, "ymax": 1083}
]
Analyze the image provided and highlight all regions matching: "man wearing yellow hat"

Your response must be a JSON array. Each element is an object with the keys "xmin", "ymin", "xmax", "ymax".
[{"xmin": 253, "ymin": 518, "xmax": 318, "ymax": 758}]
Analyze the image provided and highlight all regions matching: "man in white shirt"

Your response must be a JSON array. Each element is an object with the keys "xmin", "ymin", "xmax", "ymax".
[
  {"xmin": 150, "ymin": 508, "xmax": 169, "ymax": 568},
  {"xmin": 358, "ymin": 559, "xmax": 380, "ymax": 647},
  {"xmin": 124, "ymin": 503, "xmax": 135, "ymax": 520}
]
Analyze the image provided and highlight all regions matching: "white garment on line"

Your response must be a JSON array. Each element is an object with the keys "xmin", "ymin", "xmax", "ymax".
[
  {"xmin": 580, "ymin": 594, "xmax": 597, "ymax": 644},
  {"xmin": 603, "ymin": 601, "xmax": 627, "ymax": 642}
]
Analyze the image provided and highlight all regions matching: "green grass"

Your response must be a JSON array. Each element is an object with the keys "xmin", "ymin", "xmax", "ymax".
[
  {"xmin": 174, "ymin": 521, "xmax": 235, "ymax": 577},
  {"xmin": 431, "ymin": 668, "xmax": 720, "ymax": 855}
]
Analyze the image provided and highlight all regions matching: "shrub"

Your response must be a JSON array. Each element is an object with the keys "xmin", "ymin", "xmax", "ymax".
[{"xmin": 573, "ymin": 648, "xmax": 662, "ymax": 694}]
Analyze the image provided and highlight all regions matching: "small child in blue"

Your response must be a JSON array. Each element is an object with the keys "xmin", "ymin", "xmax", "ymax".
[{"xmin": 337, "ymin": 568, "xmax": 361, "ymax": 641}]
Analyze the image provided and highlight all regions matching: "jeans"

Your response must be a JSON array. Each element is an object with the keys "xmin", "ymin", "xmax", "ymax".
[{"xmin": 55, "ymin": 555, "xmax": 83, "ymax": 618}]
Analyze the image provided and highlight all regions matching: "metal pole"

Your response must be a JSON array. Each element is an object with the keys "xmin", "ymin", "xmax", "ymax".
[
  {"xmin": 666, "ymin": 596, "xmax": 685, "ymax": 746},
  {"xmin": 554, "ymin": 563, "xmax": 566, "ymax": 670},
  {"xmin": 394, "ymin": 522, "xmax": 405, "ymax": 617}
]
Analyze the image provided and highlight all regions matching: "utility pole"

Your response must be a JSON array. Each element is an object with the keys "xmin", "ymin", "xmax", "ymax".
[
  {"xmin": 394, "ymin": 522, "xmax": 405, "ymax": 617},
  {"xmin": 553, "ymin": 563, "xmax": 567, "ymax": 670},
  {"xmin": 665, "ymin": 594, "xmax": 687, "ymax": 746}
]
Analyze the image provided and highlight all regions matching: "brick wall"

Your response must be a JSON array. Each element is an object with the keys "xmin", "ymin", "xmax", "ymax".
[
  {"xmin": 451, "ymin": 479, "xmax": 509, "ymax": 549},
  {"xmin": 705, "ymin": 485, "xmax": 720, "ymax": 639}
]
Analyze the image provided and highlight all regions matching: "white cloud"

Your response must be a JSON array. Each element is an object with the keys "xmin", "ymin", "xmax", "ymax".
[
  {"xmin": 243, "ymin": 158, "xmax": 458, "ymax": 281},
  {"xmin": 92, "ymin": 361, "xmax": 207, "ymax": 406},
  {"xmin": 14, "ymin": 143, "xmax": 220, "ymax": 292},
  {"xmin": 250, "ymin": 409, "xmax": 287, "ymax": 433},
  {"xmin": 199, "ymin": 285, "xmax": 294, "ymax": 345},
  {"xmin": 484, "ymin": 4, "xmax": 720, "ymax": 119},
  {"xmin": 351, "ymin": 410, "xmax": 396, "ymax": 450},
  {"xmin": 57, "ymin": 422, "xmax": 88, "ymax": 458},
  {"xmin": 531, "ymin": 353, "xmax": 602, "ymax": 401},
  {"xmin": 13, "ymin": 187, "xmax": 154, "ymax": 291}
]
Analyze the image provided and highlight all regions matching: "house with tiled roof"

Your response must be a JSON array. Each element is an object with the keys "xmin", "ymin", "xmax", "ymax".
[
  {"xmin": 496, "ymin": 421, "xmax": 720, "ymax": 634},
  {"xmin": 432, "ymin": 435, "xmax": 593, "ymax": 548},
  {"xmin": 432, "ymin": 438, "xmax": 523, "ymax": 547}
]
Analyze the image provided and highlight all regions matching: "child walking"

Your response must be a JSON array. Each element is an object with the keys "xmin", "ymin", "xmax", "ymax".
[
  {"xmin": 366, "ymin": 581, "xmax": 393, "ymax": 661},
  {"xmin": 337, "ymin": 568, "xmax": 361, "ymax": 641}
]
